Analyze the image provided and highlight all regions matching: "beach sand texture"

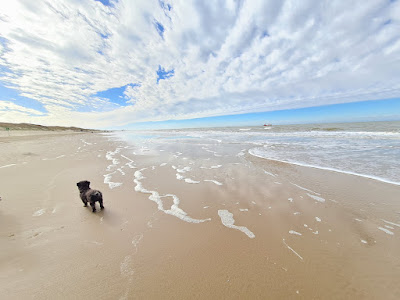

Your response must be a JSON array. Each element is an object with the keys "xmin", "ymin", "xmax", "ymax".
[{"xmin": 1, "ymin": 131, "xmax": 400, "ymax": 299}]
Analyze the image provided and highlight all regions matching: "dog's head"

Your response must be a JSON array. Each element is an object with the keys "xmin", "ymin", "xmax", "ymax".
[{"xmin": 77, "ymin": 180, "xmax": 90, "ymax": 192}]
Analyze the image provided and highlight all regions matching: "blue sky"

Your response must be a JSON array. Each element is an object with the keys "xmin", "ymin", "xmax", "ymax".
[
  {"xmin": 116, "ymin": 98, "xmax": 400, "ymax": 130},
  {"xmin": 0, "ymin": 83, "xmax": 47, "ymax": 113},
  {"xmin": 0, "ymin": 1, "xmax": 400, "ymax": 129}
]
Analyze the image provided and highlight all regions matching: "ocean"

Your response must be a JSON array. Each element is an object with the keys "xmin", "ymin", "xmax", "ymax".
[{"xmin": 108, "ymin": 121, "xmax": 400, "ymax": 186}]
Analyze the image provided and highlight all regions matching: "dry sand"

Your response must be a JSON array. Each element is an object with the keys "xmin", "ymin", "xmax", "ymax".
[{"xmin": 1, "ymin": 131, "xmax": 400, "ymax": 299}]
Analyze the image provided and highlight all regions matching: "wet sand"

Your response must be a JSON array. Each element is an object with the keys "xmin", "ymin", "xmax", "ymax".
[{"xmin": 1, "ymin": 131, "xmax": 400, "ymax": 299}]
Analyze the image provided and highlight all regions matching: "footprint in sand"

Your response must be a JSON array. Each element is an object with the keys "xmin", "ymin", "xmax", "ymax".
[{"xmin": 120, "ymin": 255, "xmax": 134, "ymax": 277}]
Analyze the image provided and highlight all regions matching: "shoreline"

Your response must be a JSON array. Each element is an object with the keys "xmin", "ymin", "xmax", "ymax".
[
  {"xmin": 1, "ymin": 131, "xmax": 400, "ymax": 299},
  {"xmin": 248, "ymin": 150, "xmax": 400, "ymax": 186}
]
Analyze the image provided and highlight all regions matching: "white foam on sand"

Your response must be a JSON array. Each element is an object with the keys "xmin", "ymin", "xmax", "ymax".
[
  {"xmin": 288, "ymin": 198, "xmax": 293, "ymax": 202},
  {"xmin": 42, "ymin": 155, "xmax": 66, "ymax": 161},
  {"xmin": 291, "ymin": 183, "xmax": 321, "ymax": 195},
  {"xmin": 378, "ymin": 227, "xmax": 394, "ymax": 235},
  {"xmin": 106, "ymin": 148, "xmax": 121, "ymax": 170},
  {"xmin": 89, "ymin": 240, "xmax": 103, "ymax": 245},
  {"xmin": 217, "ymin": 209, "xmax": 255, "ymax": 239},
  {"xmin": 382, "ymin": 219, "xmax": 400, "ymax": 228},
  {"xmin": 0, "ymin": 164, "xmax": 16, "ymax": 169},
  {"xmin": 176, "ymin": 173, "xmax": 184, "ymax": 180},
  {"xmin": 33, "ymin": 209, "xmax": 46, "ymax": 216},
  {"xmin": 204, "ymin": 179, "xmax": 223, "ymax": 185},
  {"xmin": 184, "ymin": 178, "xmax": 200, "ymax": 184},
  {"xmin": 204, "ymin": 148, "xmax": 221, "ymax": 156},
  {"xmin": 361, "ymin": 239, "xmax": 368, "ymax": 244},
  {"xmin": 315, "ymin": 217, "xmax": 321, "ymax": 222},
  {"xmin": 200, "ymin": 165, "xmax": 222, "ymax": 169},
  {"xmin": 80, "ymin": 139, "xmax": 92, "ymax": 145},
  {"xmin": 237, "ymin": 151, "xmax": 246, "ymax": 157},
  {"xmin": 160, "ymin": 163, "xmax": 167, "ymax": 167},
  {"xmin": 289, "ymin": 230, "xmax": 302, "ymax": 236},
  {"xmin": 121, "ymin": 155, "xmax": 136, "ymax": 168},
  {"xmin": 239, "ymin": 209, "xmax": 249, "ymax": 212},
  {"xmin": 104, "ymin": 172, "xmax": 123, "ymax": 189},
  {"xmin": 211, "ymin": 164, "xmax": 222, "ymax": 169},
  {"xmin": 177, "ymin": 166, "xmax": 191, "ymax": 173},
  {"xmin": 307, "ymin": 193, "xmax": 325, "ymax": 203},
  {"xmin": 282, "ymin": 239, "xmax": 303, "ymax": 261},
  {"xmin": 263, "ymin": 170, "xmax": 277, "ymax": 177},
  {"xmin": 134, "ymin": 168, "xmax": 211, "ymax": 224}
]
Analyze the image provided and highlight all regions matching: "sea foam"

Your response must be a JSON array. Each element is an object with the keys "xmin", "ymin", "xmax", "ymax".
[
  {"xmin": 218, "ymin": 209, "xmax": 255, "ymax": 239},
  {"xmin": 204, "ymin": 179, "xmax": 223, "ymax": 185},
  {"xmin": 104, "ymin": 172, "xmax": 123, "ymax": 189},
  {"xmin": 307, "ymin": 193, "xmax": 325, "ymax": 203},
  {"xmin": 134, "ymin": 169, "xmax": 210, "ymax": 224},
  {"xmin": 0, "ymin": 164, "xmax": 16, "ymax": 169}
]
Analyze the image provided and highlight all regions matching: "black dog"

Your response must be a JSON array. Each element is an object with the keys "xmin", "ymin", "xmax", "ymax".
[{"xmin": 76, "ymin": 180, "xmax": 104, "ymax": 212}]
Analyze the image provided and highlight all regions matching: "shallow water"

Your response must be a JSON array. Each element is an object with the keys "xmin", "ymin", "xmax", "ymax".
[
  {"xmin": 109, "ymin": 121, "xmax": 400, "ymax": 185},
  {"xmin": 97, "ymin": 128, "xmax": 400, "ymax": 298}
]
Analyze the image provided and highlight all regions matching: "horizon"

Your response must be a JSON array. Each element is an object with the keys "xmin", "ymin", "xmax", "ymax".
[
  {"xmin": 119, "ymin": 119, "xmax": 400, "ymax": 132},
  {"xmin": 1, "ymin": 98, "xmax": 400, "ymax": 131},
  {"xmin": 1, "ymin": 1, "xmax": 400, "ymax": 129},
  {"xmin": 111, "ymin": 98, "xmax": 400, "ymax": 130},
  {"xmin": 4, "ymin": 101, "xmax": 400, "ymax": 131}
]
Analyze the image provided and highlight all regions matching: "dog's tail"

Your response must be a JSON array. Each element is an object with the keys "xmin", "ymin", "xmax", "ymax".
[{"xmin": 92, "ymin": 191, "xmax": 103, "ymax": 201}]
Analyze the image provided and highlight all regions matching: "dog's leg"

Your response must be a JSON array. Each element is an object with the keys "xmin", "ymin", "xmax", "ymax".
[
  {"xmin": 99, "ymin": 198, "xmax": 104, "ymax": 210},
  {"xmin": 81, "ymin": 197, "xmax": 88, "ymax": 207},
  {"xmin": 90, "ymin": 201, "xmax": 96, "ymax": 212}
]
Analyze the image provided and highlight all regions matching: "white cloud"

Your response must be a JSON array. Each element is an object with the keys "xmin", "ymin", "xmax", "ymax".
[
  {"xmin": 0, "ymin": 100, "xmax": 45, "ymax": 116},
  {"xmin": 0, "ymin": 0, "xmax": 399, "ymax": 128}
]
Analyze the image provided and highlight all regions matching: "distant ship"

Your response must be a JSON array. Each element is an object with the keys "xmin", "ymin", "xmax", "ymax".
[{"xmin": 263, "ymin": 123, "xmax": 272, "ymax": 126}]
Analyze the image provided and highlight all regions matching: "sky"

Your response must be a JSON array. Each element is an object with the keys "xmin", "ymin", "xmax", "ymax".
[{"xmin": 0, "ymin": 0, "xmax": 400, "ymax": 130}]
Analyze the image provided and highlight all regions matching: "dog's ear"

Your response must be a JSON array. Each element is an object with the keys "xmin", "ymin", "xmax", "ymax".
[
  {"xmin": 77, "ymin": 180, "xmax": 90, "ymax": 188},
  {"xmin": 77, "ymin": 181, "xmax": 88, "ymax": 187}
]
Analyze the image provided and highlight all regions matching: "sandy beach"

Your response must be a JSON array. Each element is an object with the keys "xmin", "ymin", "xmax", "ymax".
[{"xmin": 1, "ymin": 131, "xmax": 400, "ymax": 299}]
